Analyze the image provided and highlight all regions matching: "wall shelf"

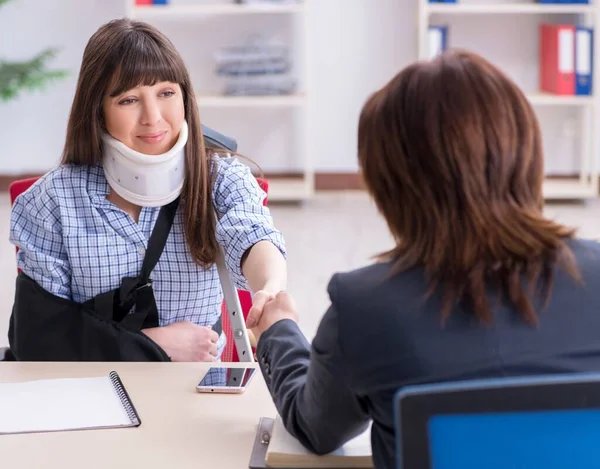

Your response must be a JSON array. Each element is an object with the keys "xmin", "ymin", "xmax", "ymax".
[
  {"xmin": 526, "ymin": 93, "xmax": 594, "ymax": 107},
  {"xmin": 128, "ymin": 1, "xmax": 313, "ymax": 202},
  {"xmin": 197, "ymin": 94, "xmax": 307, "ymax": 108},
  {"xmin": 543, "ymin": 179, "xmax": 598, "ymax": 199},
  {"xmin": 267, "ymin": 177, "xmax": 313, "ymax": 201},
  {"xmin": 427, "ymin": 3, "xmax": 594, "ymax": 15},
  {"xmin": 419, "ymin": 0, "xmax": 599, "ymax": 200},
  {"xmin": 132, "ymin": 3, "xmax": 305, "ymax": 18}
]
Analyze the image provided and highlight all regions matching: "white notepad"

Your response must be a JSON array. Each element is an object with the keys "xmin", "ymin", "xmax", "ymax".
[
  {"xmin": 0, "ymin": 371, "xmax": 141, "ymax": 435},
  {"xmin": 265, "ymin": 416, "xmax": 373, "ymax": 468}
]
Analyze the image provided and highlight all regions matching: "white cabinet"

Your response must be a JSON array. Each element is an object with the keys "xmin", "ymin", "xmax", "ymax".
[
  {"xmin": 126, "ymin": 0, "xmax": 313, "ymax": 201},
  {"xmin": 417, "ymin": 0, "xmax": 599, "ymax": 200}
]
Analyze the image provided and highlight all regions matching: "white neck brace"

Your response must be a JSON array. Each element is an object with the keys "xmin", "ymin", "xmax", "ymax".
[{"xmin": 102, "ymin": 120, "xmax": 188, "ymax": 207}]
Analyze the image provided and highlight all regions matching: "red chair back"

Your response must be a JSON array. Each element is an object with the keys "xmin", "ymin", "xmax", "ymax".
[
  {"xmin": 9, "ymin": 175, "xmax": 269, "ymax": 363},
  {"xmin": 9, "ymin": 177, "xmax": 39, "ymax": 205},
  {"xmin": 9, "ymin": 177, "xmax": 39, "ymax": 259}
]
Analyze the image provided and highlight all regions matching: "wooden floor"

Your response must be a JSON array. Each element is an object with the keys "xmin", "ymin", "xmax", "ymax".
[{"xmin": 1, "ymin": 191, "xmax": 599, "ymax": 347}]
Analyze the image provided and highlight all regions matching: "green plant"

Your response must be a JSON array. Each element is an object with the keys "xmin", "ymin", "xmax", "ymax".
[{"xmin": 0, "ymin": 0, "xmax": 68, "ymax": 102}]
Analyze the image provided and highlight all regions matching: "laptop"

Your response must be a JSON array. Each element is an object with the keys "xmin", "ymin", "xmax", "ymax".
[{"xmin": 394, "ymin": 373, "xmax": 600, "ymax": 469}]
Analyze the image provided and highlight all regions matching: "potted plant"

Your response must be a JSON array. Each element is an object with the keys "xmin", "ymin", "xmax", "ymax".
[{"xmin": 0, "ymin": 0, "xmax": 68, "ymax": 102}]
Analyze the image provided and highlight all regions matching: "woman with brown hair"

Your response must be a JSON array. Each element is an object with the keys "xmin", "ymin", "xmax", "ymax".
[
  {"xmin": 8, "ymin": 18, "xmax": 287, "ymax": 362},
  {"xmin": 246, "ymin": 50, "xmax": 600, "ymax": 468}
]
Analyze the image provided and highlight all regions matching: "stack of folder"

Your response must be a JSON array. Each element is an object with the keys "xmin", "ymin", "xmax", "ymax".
[
  {"xmin": 135, "ymin": 0, "xmax": 169, "ymax": 4},
  {"xmin": 213, "ymin": 39, "xmax": 297, "ymax": 96},
  {"xmin": 539, "ymin": 24, "xmax": 593, "ymax": 96}
]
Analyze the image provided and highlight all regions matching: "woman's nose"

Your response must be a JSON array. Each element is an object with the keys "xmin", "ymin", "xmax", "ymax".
[{"xmin": 140, "ymin": 100, "xmax": 162, "ymax": 126}]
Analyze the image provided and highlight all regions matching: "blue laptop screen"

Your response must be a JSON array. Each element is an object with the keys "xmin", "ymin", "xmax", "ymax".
[{"xmin": 428, "ymin": 409, "xmax": 600, "ymax": 469}]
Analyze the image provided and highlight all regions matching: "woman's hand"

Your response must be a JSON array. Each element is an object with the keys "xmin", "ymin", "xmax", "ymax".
[
  {"xmin": 245, "ymin": 290, "xmax": 276, "ymax": 348},
  {"xmin": 246, "ymin": 291, "xmax": 299, "ymax": 342},
  {"xmin": 143, "ymin": 321, "xmax": 219, "ymax": 362},
  {"xmin": 248, "ymin": 290, "xmax": 276, "ymax": 322}
]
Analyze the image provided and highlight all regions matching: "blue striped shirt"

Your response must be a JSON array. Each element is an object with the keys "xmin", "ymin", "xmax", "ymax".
[{"xmin": 9, "ymin": 156, "xmax": 287, "ymax": 357}]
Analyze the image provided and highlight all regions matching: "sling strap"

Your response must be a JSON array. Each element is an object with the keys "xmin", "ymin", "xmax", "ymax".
[{"xmin": 87, "ymin": 197, "xmax": 222, "ymax": 335}]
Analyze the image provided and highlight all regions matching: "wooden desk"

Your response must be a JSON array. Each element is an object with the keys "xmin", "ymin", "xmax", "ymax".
[{"xmin": 0, "ymin": 362, "xmax": 276, "ymax": 469}]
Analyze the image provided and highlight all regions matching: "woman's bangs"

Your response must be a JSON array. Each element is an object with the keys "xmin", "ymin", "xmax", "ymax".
[{"xmin": 107, "ymin": 34, "xmax": 185, "ymax": 97}]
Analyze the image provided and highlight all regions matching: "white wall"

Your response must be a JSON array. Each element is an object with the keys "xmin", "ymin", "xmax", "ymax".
[
  {"xmin": 0, "ymin": 0, "xmax": 585, "ymax": 175},
  {"xmin": 0, "ymin": 0, "xmax": 124, "ymax": 174}
]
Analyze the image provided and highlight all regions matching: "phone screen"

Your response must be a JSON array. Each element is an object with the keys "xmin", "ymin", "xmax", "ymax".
[{"xmin": 197, "ymin": 366, "xmax": 256, "ymax": 389}]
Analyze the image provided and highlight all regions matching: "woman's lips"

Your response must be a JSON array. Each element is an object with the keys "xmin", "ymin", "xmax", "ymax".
[{"xmin": 138, "ymin": 132, "xmax": 166, "ymax": 144}]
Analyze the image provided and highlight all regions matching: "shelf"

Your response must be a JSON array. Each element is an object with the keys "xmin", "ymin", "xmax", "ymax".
[
  {"xmin": 427, "ymin": 3, "xmax": 594, "ymax": 14},
  {"xmin": 129, "ymin": 1, "xmax": 314, "ymax": 200},
  {"xmin": 197, "ymin": 94, "xmax": 306, "ymax": 108},
  {"xmin": 267, "ymin": 177, "xmax": 312, "ymax": 201},
  {"xmin": 132, "ymin": 3, "xmax": 305, "ymax": 18},
  {"xmin": 543, "ymin": 179, "xmax": 598, "ymax": 200},
  {"xmin": 526, "ymin": 93, "xmax": 594, "ymax": 106}
]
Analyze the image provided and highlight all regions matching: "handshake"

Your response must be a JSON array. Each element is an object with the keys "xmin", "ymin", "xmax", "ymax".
[
  {"xmin": 245, "ymin": 290, "xmax": 299, "ymax": 346},
  {"xmin": 142, "ymin": 289, "xmax": 298, "ymax": 362}
]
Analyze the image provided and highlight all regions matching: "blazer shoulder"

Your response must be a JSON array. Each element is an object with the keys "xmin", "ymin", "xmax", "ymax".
[{"xmin": 327, "ymin": 261, "xmax": 397, "ymax": 310}]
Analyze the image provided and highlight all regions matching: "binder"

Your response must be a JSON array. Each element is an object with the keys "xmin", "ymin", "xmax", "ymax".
[
  {"xmin": 248, "ymin": 417, "xmax": 372, "ymax": 469},
  {"xmin": 428, "ymin": 25, "xmax": 448, "ymax": 60},
  {"xmin": 0, "ymin": 371, "xmax": 141, "ymax": 435},
  {"xmin": 575, "ymin": 26, "xmax": 593, "ymax": 95},
  {"xmin": 539, "ymin": 24, "xmax": 575, "ymax": 95},
  {"xmin": 135, "ymin": 0, "xmax": 153, "ymax": 5},
  {"xmin": 249, "ymin": 417, "xmax": 276, "ymax": 469}
]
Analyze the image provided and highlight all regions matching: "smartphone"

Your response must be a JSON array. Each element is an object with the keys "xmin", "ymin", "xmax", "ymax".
[{"xmin": 196, "ymin": 366, "xmax": 257, "ymax": 394}]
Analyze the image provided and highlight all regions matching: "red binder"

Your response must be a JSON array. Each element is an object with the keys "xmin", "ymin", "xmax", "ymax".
[
  {"xmin": 135, "ymin": 0, "xmax": 153, "ymax": 5},
  {"xmin": 540, "ymin": 24, "xmax": 575, "ymax": 95}
]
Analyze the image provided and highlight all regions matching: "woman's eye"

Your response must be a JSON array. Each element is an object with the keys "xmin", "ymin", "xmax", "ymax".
[
  {"xmin": 118, "ymin": 98, "xmax": 136, "ymax": 105},
  {"xmin": 161, "ymin": 91, "xmax": 175, "ymax": 98}
]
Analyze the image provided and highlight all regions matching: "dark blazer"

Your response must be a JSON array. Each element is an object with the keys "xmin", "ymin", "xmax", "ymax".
[{"xmin": 256, "ymin": 239, "xmax": 600, "ymax": 469}]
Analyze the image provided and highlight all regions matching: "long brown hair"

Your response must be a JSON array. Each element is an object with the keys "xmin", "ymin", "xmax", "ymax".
[
  {"xmin": 62, "ymin": 18, "xmax": 220, "ymax": 267},
  {"xmin": 358, "ymin": 50, "xmax": 580, "ymax": 325}
]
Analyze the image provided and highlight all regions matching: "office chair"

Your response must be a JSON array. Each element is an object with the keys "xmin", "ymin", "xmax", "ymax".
[{"xmin": 394, "ymin": 373, "xmax": 600, "ymax": 469}]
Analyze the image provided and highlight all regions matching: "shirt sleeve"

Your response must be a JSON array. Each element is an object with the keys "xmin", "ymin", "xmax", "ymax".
[
  {"xmin": 212, "ymin": 156, "xmax": 287, "ymax": 290},
  {"xmin": 9, "ymin": 177, "xmax": 72, "ymax": 300}
]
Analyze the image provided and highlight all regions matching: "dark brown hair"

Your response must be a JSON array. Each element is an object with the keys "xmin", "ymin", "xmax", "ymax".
[
  {"xmin": 358, "ymin": 49, "xmax": 580, "ymax": 325},
  {"xmin": 62, "ymin": 18, "xmax": 221, "ymax": 267}
]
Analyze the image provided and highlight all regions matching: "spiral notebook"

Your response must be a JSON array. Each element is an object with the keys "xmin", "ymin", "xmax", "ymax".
[{"xmin": 0, "ymin": 371, "xmax": 141, "ymax": 435}]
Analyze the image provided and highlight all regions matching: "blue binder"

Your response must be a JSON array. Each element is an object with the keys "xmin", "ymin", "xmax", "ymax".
[
  {"xmin": 428, "ymin": 25, "xmax": 448, "ymax": 59},
  {"xmin": 575, "ymin": 27, "xmax": 593, "ymax": 95}
]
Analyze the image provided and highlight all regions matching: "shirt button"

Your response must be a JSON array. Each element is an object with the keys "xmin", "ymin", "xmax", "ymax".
[{"xmin": 138, "ymin": 246, "xmax": 146, "ymax": 255}]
